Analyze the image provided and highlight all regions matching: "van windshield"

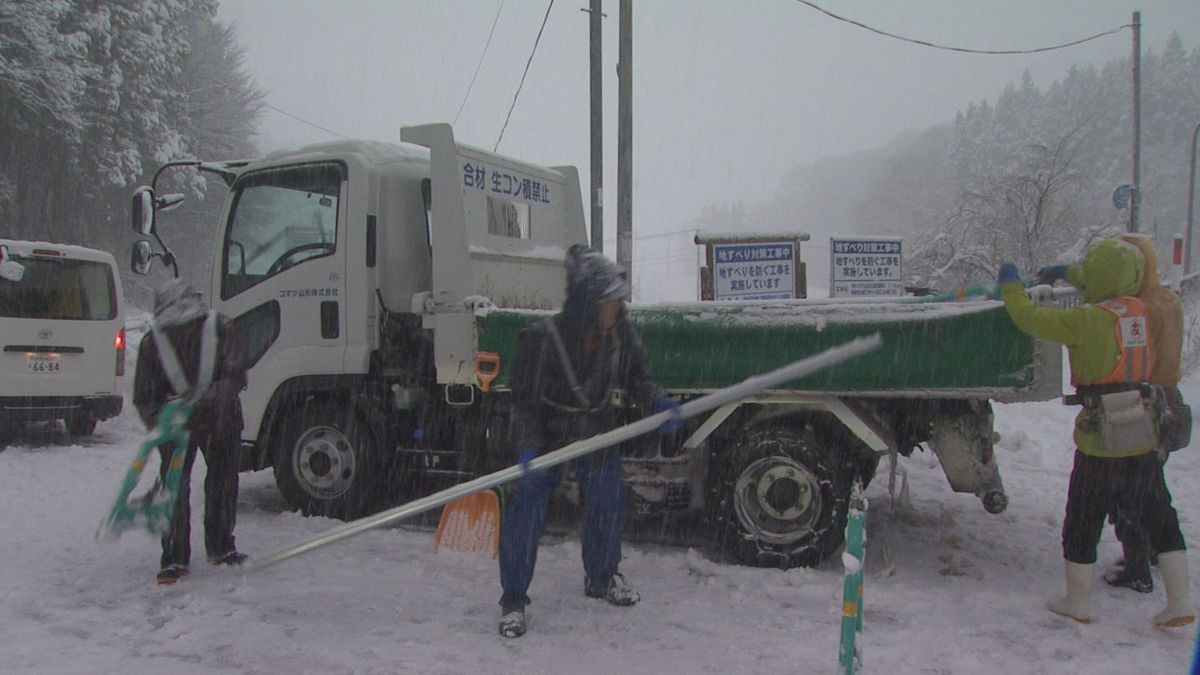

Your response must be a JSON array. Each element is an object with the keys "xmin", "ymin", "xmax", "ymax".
[{"xmin": 0, "ymin": 256, "xmax": 117, "ymax": 320}]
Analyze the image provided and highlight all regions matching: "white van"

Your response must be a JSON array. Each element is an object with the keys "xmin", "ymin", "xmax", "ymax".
[{"xmin": 0, "ymin": 240, "xmax": 125, "ymax": 437}]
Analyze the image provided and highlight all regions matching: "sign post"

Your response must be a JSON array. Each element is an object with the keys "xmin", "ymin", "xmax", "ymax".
[
  {"xmin": 829, "ymin": 237, "xmax": 904, "ymax": 298},
  {"xmin": 695, "ymin": 233, "xmax": 809, "ymax": 301}
]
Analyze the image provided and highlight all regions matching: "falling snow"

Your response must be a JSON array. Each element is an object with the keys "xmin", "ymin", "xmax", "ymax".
[{"xmin": 0, "ymin": 316, "xmax": 1197, "ymax": 674}]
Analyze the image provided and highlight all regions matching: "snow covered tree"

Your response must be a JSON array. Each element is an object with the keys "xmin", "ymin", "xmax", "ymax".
[
  {"xmin": 0, "ymin": 0, "xmax": 262, "ymax": 262},
  {"xmin": 694, "ymin": 35, "xmax": 1198, "ymax": 294},
  {"xmin": 907, "ymin": 35, "xmax": 1199, "ymax": 289},
  {"xmin": 0, "ymin": 1, "xmax": 92, "ymax": 236},
  {"xmin": 909, "ymin": 125, "xmax": 1119, "ymax": 288}
]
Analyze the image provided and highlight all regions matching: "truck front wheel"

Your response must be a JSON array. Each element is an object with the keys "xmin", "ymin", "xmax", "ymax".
[
  {"xmin": 273, "ymin": 400, "xmax": 383, "ymax": 520},
  {"xmin": 714, "ymin": 423, "xmax": 850, "ymax": 568}
]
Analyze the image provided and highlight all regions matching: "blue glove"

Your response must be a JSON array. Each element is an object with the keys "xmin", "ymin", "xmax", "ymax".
[
  {"xmin": 517, "ymin": 448, "xmax": 543, "ymax": 476},
  {"xmin": 997, "ymin": 263, "xmax": 1020, "ymax": 285},
  {"xmin": 1034, "ymin": 265, "xmax": 1069, "ymax": 286},
  {"xmin": 652, "ymin": 397, "xmax": 684, "ymax": 434}
]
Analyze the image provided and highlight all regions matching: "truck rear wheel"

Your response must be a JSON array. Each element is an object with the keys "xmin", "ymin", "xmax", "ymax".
[
  {"xmin": 713, "ymin": 422, "xmax": 850, "ymax": 568},
  {"xmin": 273, "ymin": 400, "xmax": 383, "ymax": 520}
]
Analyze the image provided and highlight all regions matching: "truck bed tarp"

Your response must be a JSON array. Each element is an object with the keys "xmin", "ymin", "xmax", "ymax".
[{"xmin": 475, "ymin": 298, "xmax": 1038, "ymax": 396}]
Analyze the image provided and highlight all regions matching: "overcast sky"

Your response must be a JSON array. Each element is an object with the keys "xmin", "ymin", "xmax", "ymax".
[{"xmin": 216, "ymin": 0, "xmax": 1199, "ymax": 300}]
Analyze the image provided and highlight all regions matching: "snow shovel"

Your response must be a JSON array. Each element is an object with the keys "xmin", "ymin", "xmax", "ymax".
[
  {"xmin": 249, "ymin": 333, "xmax": 883, "ymax": 571},
  {"xmin": 433, "ymin": 488, "xmax": 503, "ymax": 557},
  {"xmin": 97, "ymin": 399, "xmax": 192, "ymax": 540}
]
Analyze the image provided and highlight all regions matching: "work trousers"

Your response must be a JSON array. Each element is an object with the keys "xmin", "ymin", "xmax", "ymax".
[
  {"xmin": 499, "ymin": 448, "xmax": 625, "ymax": 611},
  {"xmin": 1062, "ymin": 450, "xmax": 1185, "ymax": 564},
  {"xmin": 158, "ymin": 431, "xmax": 240, "ymax": 568}
]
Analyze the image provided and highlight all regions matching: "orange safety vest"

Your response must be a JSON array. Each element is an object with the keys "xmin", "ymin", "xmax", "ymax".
[{"xmin": 1077, "ymin": 296, "xmax": 1152, "ymax": 385}]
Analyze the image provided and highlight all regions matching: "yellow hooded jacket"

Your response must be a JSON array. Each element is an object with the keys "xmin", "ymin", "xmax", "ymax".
[
  {"xmin": 1002, "ymin": 239, "xmax": 1150, "ymax": 457},
  {"xmin": 1063, "ymin": 234, "xmax": 1181, "ymax": 385}
]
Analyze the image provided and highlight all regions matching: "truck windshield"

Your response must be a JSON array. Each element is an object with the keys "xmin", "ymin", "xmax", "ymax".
[
  {"xmin": 0, "ymin": 256, "xmax": 116, "ymax": 320},
  {"xmin": 222, "ymin": 162, "xmax": 344, "ymax": 299}
]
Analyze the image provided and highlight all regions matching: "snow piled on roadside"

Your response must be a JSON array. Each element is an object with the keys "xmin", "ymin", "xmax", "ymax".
[{"xmin": 0, "ymin": 377, "xmax": 1197, "ymax": 673}]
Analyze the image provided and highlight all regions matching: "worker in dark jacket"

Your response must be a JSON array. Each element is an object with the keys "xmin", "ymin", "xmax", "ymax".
[
  {"xmin": 1003, "ymin": 239, "xmax": 1193, "ymax": 627},
  {"xmin": 497, "ymin": 245, "xmax": 679, "ymax": 638},
  {"xmin": 133, "ymin": 279, "xmax": 249, "ymax": 584}
]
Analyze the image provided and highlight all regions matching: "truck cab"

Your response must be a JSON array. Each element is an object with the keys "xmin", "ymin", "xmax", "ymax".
[{"xmin": 132, "ymin": 124, "xmax": 586, "ymax": 519}]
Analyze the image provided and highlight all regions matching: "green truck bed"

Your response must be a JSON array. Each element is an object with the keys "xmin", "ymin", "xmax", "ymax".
[{"xmin": 475, "ymin": 297, "xmax": 1054, "ymax": 399}]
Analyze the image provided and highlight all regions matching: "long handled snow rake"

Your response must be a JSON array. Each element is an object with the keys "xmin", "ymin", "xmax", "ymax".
[
  {"xmin": 249, "ymin": 333, "xmax": 883, "ymax": 571},
  {"xmin": 904, "ymin": 281, "xmax": 1079, "ymax": 304},
  {"xmin": 97, "ymin": 399, "xmax": 192, "ymax": 540}
]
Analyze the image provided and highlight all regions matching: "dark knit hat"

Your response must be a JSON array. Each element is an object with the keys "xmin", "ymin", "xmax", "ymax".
[
  {"xmin": 153, "ymin": 278, "xmax": 207, "ymax": 327},
  {"xmin": 565, "ymin": 244, "xmax": 629, "ymax": 305}
]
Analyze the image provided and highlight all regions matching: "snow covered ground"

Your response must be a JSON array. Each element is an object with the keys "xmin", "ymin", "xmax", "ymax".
[{"xmin": 2, "ymin": 351, "xmax": 1198, "ymax": 673}]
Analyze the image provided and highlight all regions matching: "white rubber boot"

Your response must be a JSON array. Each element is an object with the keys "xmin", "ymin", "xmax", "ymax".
[
  {"xmin": 1153, "ymin": 551, "xmax": 1195, "ymax": 627},
  {"xmin": 1047, "ymin": 561, "xmax": 1093, "ymax": 624}
]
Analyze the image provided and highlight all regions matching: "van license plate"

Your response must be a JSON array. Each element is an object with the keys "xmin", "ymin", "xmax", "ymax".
[{"xmin": 26, "ymin": 354, "xmax": 61, "ymax": 373}]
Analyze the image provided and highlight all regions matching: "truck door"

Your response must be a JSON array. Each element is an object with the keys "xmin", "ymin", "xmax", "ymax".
[{"xmin": 216, "ymin": 161, "xmax": 347, "ymax": 438}]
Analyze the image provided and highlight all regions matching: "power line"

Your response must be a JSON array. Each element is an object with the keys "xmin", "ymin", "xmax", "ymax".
[
  {"xmin": 494, "ymin": 0, "xmax": 555, "ymax": 152},
  {"xmin": 636, "ymin": 227, "xmax": 698, "ymax": 242},
  {"xmin": 631, "ymin": 252, "xmax": 698, "ymax": 266},
  {"xmin": 202, "ymin": 75, "xmax": 350, "ymax": 140},
  {"xmin": 260, "ymin": 102, "xmax": 350, "ymax": 139},
  {"xmin": 454, "ymin": 0, "xmax": 506, "ymax": 127},
  {"xmin": 794, "ymin": 0, "xmax": 1128, "ymax": 55}
]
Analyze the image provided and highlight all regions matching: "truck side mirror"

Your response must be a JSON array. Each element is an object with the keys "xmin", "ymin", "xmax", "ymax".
[
  {"xmin": 132, "ymin": 187, "xmax": 155, "ymax": 236},
  {"xmin": 158, "ymin": 193, "xmax": 185, "ymax": 213},
  {"xmin": 131, "ymin": 240, "xmax": 154, "ymax": 275}
]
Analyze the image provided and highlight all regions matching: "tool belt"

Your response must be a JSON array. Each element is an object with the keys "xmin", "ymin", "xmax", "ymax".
[
  {"xmin": 1068, "ymin": 383, "xmax": 1157, "ymax": 454},
  {"xmin": 1062, "ymin": 382, "xmax": 1145, "ymax": 407},
  {"xmin": 1068, "ymin": 383, "xmax": 1191, "ymax": 454},
  {"xmin": 542, "ymin": 390, "xmax": 630, "ymax": 445}
]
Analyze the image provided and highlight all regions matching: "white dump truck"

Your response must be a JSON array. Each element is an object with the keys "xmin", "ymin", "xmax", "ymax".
[{"xmin": 129, "ymin": 124, "xmax": 1062, "ymax": 568}]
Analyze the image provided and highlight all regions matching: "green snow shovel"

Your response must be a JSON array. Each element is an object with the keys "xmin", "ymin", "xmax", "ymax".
[{"xmin": 97, "ymin": 398, "xmax": 192, "ymax": 540}]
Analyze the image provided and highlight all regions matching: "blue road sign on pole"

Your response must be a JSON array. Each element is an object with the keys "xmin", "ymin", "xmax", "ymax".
[{"xmin": 1113, "ymin": 184, "xmax": 1133, "ymax": 210}]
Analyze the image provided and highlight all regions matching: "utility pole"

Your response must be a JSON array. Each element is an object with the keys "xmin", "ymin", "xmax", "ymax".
[
  {"xmin": 1187, "ymin": 120, "xmax": 1200, "ymax": 275},
  {"xmin": 586, "ymin": 0, "xmax": 603, "ymax": 251},
  {"xmin": 617, "ymin": 0, "xmax": 632, "ymax": 290},
  {"xmin": 1130, "ymin": 11, "xmax": 1142, "ymax": 233}
]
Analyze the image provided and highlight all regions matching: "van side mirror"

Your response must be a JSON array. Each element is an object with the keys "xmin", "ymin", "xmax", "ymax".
[
  {"xmin": 132, "ymin": 187, "xmax": 155, "ymax": 236},
  {"xmin": 131, "ymin": 240, "xmax": 153, "ymax": 275}
]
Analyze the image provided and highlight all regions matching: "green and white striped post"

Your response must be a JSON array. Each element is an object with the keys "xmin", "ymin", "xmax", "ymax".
[{"xmin": 838, "ymin": 481, "xmax": 867, "ymax": 675}]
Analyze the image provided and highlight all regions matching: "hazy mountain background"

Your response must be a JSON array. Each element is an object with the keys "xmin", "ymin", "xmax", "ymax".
[
  {"xmin": 2, "ymin": 1, "xmax": 1198, "ymax": 302},
  {"xmin": 691, "ymin": 33, "xmax": 1200, "ymax": 292}
]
